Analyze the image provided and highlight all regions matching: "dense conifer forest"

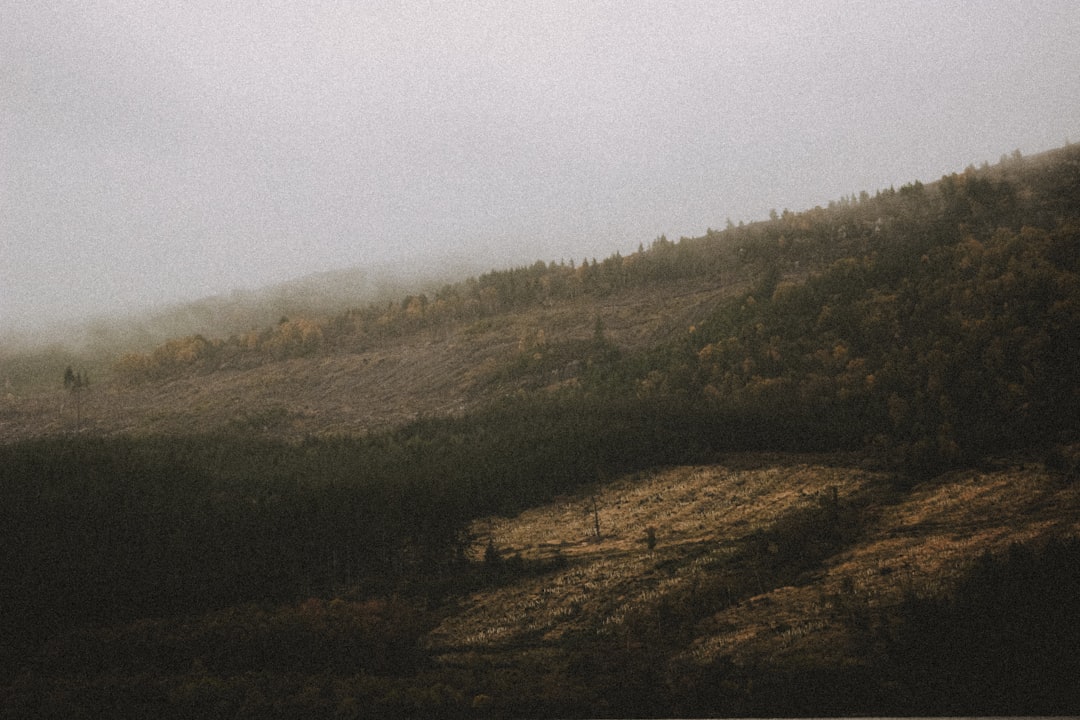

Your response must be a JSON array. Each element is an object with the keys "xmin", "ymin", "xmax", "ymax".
[{"xmin": 2, "ymin": 145, "xmax": 1079, "ymax": 717}]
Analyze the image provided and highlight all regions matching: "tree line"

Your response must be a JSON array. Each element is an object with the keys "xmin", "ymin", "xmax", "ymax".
[{"xmin": 111, "ymin": 145, "xmax": 1080, "ymax": 386}]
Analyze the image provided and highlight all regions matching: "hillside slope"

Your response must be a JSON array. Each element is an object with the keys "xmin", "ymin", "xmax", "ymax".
[
  {"xmin": 431, "ymin": 453, "xmax": 1080, "ymax": 714},
  {"xmin": 1, "ymin": 278, "xmax": 742, "ymax": 442},
  {"xmin": 3, "ymin": 144, "xmax": 1080, "ymax": 717},
  {"xmin": 7, "ymin": 451, "xmax": 1077, "ymax": 717},
  {"xmin": 7, "ymin": 144, "xmax": 1079, "ymax": 459}
]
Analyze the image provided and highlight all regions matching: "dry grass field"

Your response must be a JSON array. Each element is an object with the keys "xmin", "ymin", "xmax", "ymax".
[
  {"xmin": 0, "ymin": 278, "xmax": 740, "ymax": 443},
  {"xmin": 431, "ymin": 453, "xmax": 1080, "ymax": 672}
]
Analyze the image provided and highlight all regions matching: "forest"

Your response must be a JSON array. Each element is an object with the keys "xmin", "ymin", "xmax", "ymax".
[{"xmin": 3, "ymin": 145, "xmax": 1080, "ymax": 717}]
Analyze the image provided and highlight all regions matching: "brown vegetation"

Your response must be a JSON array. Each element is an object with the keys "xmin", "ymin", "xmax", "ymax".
[
  {"xmin": 0, "ymin": 279, "xmax": 740, "ymax": 443},
  {"xmin": 436, "ymin": 455, "xmax": 1080, "ymax": 663}
]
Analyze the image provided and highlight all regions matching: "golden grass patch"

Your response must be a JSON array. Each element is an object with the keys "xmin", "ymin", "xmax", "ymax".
[{"xmin": 435, "ymin": 456, "xmax": 1080, "ymax": 672}]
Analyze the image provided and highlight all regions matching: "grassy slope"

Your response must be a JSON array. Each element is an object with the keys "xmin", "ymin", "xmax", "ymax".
[
  {"xmin": 0, "ymin": 278, "xmax": 741, "ymax": 442},
  {"xmin": 432, "ymin": 453, "xmax": 1080, "ymax": 710}
]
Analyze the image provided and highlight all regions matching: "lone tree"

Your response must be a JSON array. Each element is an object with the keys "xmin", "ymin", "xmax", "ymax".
[
  {"xmin": 586, "ymin": 469, "xmax": 606, "ymax": 541},
  {"xmin": 64, "ymin": 367, "xmax": 86, "ymax": 433}
]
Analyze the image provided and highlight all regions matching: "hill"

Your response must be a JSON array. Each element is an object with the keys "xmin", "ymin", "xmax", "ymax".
[
  {"xmin": 0, "ymin": 276, "xmax": 740, "ymax": 442},
  {"xmin": 2, "ymin": 143, "xmax": 1080, "ymax": 717},
  {"xmin": 434, "ymin": 455, "xmax": 1080, "ymax": 715},
  {"xmin": 4, "ymin": 445, "xmax": 1077, "ymax": 716},
  {"xmin": 6, "ymin": 144, "xmax": 1080, "ymax": 461}
]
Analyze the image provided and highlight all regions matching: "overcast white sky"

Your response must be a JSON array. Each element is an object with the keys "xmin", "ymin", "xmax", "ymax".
[{"xmin": 3, "ymin": 1, "xmax": 1079, "ymax": 333}]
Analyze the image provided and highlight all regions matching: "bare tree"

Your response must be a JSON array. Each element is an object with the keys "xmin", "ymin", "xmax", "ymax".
[{"xmin": 65, "ymin": 367, "xmax": 86, "ymax": 434}]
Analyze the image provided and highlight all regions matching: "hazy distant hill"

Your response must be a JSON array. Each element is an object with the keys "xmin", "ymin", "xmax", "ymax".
[
  {"xmin": 19, "ymin": 262, "xmax": 479, "ymax": 355},
  {"xmin": 6, "ymin": 143, "xmax": 1079, "ymax": 459},
  {"xmin": 0, "ymin": 261, "xmax": 472, "ymax": 394}
]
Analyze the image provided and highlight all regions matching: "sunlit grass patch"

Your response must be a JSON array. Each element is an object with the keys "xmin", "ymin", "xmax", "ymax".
[
  {"xmin": 439, "ymin": 453, "xmax": 1080, "ymax": 684},
  {"xmin": 435, "ymin": 457, "xmax": 886, "ymax": 653}
]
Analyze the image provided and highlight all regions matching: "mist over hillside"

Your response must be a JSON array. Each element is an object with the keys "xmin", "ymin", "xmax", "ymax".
[
  {"xmin": 0, "ymin": 261, "xmax": 480, "ymax": 397},
  {"xmin": 2, "ymin": 260, "xmax": 482, "ymax": 356},
  {"xmin": 3, "ymin": 142, "xmax": 1080, "ymax": 716},
  {"xmin": 5, "ymin": 1, "xmax": 1080, "ymax": 712},
  {"xmin": 3, "ymin": 140, "xmax": 1070, "ymax": 363}
]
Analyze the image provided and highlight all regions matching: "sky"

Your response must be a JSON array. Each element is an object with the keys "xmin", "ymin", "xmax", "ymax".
[{"xmin": 3, "ymin": 1, "xmax": 1080, "ymax": 334}]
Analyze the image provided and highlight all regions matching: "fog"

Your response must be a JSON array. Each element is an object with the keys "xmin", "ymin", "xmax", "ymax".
[{"xmin": 3, "ymin": 1, "xmax": 1079, "ymax": 339}]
